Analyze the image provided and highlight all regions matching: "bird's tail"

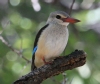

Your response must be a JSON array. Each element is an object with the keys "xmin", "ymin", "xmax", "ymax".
[{"xmin": 31, "ymin": 54, "xmax": 36, "ymax": 71}]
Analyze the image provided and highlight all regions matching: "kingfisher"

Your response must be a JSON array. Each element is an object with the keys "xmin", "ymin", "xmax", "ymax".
[{"xmin": 31, "ymin": 11, "xmax": 80, "ymax": 71}]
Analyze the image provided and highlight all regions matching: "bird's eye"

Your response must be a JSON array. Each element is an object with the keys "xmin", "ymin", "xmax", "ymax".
[{"xmin": 56, "ymin": 15, "xmax": 61, "ymax": 19}]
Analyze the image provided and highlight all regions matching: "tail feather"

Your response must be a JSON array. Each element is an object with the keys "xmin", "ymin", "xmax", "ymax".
[{"xmin": 31, "ymin": 54, "xmax": 36, "ymax": 71}]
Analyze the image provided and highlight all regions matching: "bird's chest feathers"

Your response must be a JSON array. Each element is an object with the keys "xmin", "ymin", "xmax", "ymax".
[
  {"xmin": 46, "ymin": 27, "xmax": 68, "ymax": 48},
  {"xmin": 37, "ymin": 24, "xmax": 69, "ymax": 56}
]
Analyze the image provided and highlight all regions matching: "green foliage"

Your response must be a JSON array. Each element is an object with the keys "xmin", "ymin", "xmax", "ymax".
[{"xmin": 0, "ymin": 0, "xmax": 100, "ymax": 84}]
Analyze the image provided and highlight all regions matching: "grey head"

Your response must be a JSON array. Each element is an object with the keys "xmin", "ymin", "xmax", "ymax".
[{"xmin": 46, "ymin": 11, "xmax": 80, "ymax": 26}]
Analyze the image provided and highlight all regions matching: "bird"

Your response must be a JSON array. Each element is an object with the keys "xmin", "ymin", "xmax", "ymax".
[{"xmin": 31, "ymin": 11, "xmax": 80, "ymax": 71}]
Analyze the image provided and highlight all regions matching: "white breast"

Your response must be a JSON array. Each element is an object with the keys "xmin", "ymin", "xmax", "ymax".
[{"xmin": 37, "ymin": 24, "xmax": 69, "ymax": 61}]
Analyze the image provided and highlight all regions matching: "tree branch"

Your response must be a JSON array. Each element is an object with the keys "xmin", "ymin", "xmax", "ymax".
[
  {"xmin": 69, "ymin": 0, "xmax": 75, "ymax": 15},
  {"xmin": 0, "ymin": 35, "xmax": 31, "ymax": 63},
  {"xmin": 13, "ymin": 50, "xmax": 86, "ymax": 84}
]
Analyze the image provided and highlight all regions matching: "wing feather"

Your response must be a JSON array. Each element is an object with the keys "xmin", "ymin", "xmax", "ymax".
[{"xmin": 31, "ymin": 24, "xmax": 49, "ymax": 71}]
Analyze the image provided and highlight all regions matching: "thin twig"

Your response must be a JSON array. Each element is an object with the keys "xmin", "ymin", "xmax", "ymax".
[
  {"xmin": 69, "ymin": 0, "xmax": 75, "ymax": 15},
  {"xmin": 0, "ymin": 35, "xmax": 31, "ymax": 63},
  {"xmin": 62, "ymin": 72, "xmax": 67, "ymax": 84},
  {"xmin": 62, "ymin": 0, "xmax": 76, "ymax": 83}
]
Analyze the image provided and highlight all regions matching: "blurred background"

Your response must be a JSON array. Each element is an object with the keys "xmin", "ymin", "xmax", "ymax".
[{"xmin": 0, "ymin": 0, "xmax": 100, "ymax": 84}]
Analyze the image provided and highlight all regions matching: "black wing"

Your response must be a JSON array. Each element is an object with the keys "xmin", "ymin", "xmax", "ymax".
[{"xmin": 31, "ymin": 24, "xmax": 49, "ymax": 71}]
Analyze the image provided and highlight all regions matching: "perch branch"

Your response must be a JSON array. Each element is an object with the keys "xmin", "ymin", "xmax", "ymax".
[{"xmin": 13, "ymin": 50, "xmax": 86, "ymax": 84}]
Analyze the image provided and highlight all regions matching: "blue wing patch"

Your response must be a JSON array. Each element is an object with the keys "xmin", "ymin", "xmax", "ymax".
[{"xmin": 32, "ymin": 46, "xmax": 37, "ymax": 56}]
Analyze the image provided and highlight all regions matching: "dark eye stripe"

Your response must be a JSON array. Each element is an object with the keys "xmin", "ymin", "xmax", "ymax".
[{"xmin": 56, "ymin": 15, "xmax": 61, "ymax": 19}]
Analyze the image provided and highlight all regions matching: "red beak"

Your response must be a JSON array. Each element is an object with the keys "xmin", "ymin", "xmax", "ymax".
[{"xmin": 61, "ymin": 17, "xmax": 80, "ymax": 23}]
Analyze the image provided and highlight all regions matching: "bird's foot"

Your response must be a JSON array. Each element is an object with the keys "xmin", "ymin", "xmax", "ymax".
[
  {"xmin": 42, "ymin": 58, "xmax": 52, "ymax": 65},
  {"xmin": 57, "ymin": 56, "xmax": 63, "ymax": 59},
  {"xmin": 45, "ymin": 61, "xmax": 52, "ymax": 64}
]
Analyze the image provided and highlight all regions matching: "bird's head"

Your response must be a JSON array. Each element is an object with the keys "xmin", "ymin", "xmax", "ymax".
[{"xmin": 46, "ymin": 11, "xmax": 80, "ymax": 26}]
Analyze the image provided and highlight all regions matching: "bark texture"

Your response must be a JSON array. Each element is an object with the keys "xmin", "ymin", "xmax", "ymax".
[{"xmin": 13, "ymin": 50, "xmax": 86, "ymax": 84}]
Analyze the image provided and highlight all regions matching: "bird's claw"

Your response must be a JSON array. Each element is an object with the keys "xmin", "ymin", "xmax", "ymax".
[{"xmin": 42, "ymin": 58, "xmax": 53, "ymax": 64}]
